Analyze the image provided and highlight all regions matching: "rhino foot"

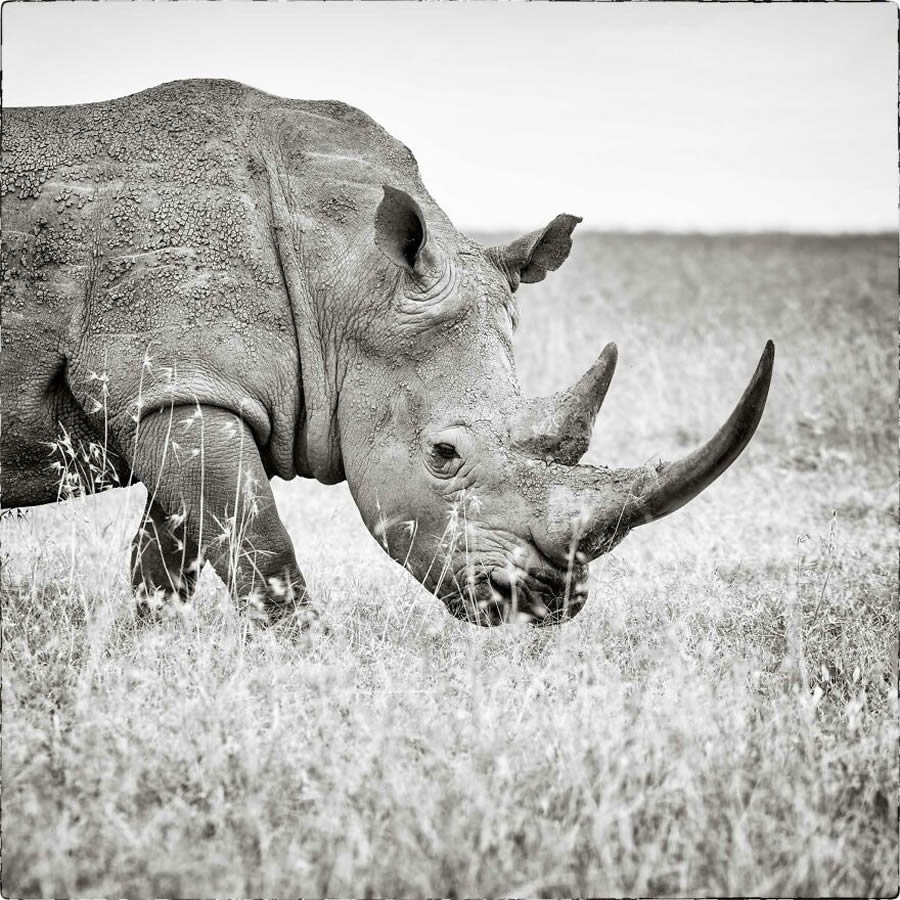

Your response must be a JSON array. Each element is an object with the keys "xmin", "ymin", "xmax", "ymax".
[
  {"xmin": 252, "ymin": 601, "xmax": 329, "ymax": 642},
  {"xmin": 133, "ymin": 584, "xmax": 193, "ymax": 623},
  {"xmin": 241, "ymin": 568, "xmax": 321, "ymax": 629}
]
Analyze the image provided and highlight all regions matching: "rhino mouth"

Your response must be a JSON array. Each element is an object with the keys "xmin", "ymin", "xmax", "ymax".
[{"xmin": 438, "ymin": 555, "xmax": 589, "ymax": 627}]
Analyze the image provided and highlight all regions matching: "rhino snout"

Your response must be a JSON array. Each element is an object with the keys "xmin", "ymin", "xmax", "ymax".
[{"xmin": 436, "ymin": 542, "xmax": 590, "ymax": 628}]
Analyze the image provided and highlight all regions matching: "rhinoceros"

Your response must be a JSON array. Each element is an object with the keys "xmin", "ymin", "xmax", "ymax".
[{"xmin": 1, "ymin": 79, "xmax": 773, "ymax": 626}]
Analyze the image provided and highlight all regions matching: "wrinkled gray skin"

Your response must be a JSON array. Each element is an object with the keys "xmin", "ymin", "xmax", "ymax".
[{"xmin": 1, "ymin": 79, "xmax": 774, "ymax": 627}]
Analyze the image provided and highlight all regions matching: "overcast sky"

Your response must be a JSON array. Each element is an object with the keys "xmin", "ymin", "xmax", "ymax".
[{"xmin": 2, "ymin": 2, "xmax": 895, "ymax": 233}]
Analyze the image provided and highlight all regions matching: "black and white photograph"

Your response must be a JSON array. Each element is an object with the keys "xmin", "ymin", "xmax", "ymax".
[{"xmin": 1, "ymin": 1, "xmax": 897, "ymax": 895}]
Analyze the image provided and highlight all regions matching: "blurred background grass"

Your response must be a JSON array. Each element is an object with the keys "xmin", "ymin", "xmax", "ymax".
[{"xmin": 2, "ymin": 232, "xmax": 897, "ymax": 896}]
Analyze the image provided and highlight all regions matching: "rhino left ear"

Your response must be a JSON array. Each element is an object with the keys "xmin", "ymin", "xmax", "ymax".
[
  {"xmin": 374, "ymin": 185, "xmax": 428, "ymax": 273},
  {"xmin": 491, "ymin": 213, "xmax": 582, "ymax": 291}
]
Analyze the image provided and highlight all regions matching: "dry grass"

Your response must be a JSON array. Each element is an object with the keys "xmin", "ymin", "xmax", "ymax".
[{"xmin": 2, "ymin": 232, "xmax": 897, "ymax": 896}]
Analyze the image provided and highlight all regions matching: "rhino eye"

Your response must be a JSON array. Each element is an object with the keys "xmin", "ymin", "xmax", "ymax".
[
  {"xmin": 433, "ymin": 442, "xmax": 458, "ymax": 461},
  {"xmin": 427, "ymin": 441, "xmax": 463, "ymax": 478}
]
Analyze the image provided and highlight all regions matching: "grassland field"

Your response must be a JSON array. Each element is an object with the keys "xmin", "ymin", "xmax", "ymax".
[{"xmin": 1, "ymin": 232, "xmax": 897, "ymax": 896}]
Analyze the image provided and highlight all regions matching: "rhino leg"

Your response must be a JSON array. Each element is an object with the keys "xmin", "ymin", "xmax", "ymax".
[
  {"xmin": 130, "ymin": 496, "xmax": 200, "ymax": 616},
  {"xmin": 129, "ymin": 405, "xmax": 310, "ymax": 626}
]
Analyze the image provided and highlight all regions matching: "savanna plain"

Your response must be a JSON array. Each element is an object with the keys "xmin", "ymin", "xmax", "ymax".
[{"xmin": 2, "ymin": 233, "xmax": 897, "ymax": 897}]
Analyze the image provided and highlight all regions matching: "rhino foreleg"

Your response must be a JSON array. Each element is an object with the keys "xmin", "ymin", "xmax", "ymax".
[
  {"xmin": 128, "ymin": 405, "xmax": 310, "ymax": 626},
  {"xmin": 130, "ymin": 496, "xmax": 200, "ymax": 616}
]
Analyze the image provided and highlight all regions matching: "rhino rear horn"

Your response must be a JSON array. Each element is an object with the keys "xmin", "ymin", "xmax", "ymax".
[
  {"xmin": 374, "ymin": 185, "xmax": 428, "ymax": 273},
  {"xmin": 513, "ymin": 342, "xmax": 618, "ymax": 465},
  {"xmin": 489, "ymin": 213, "xmax": 582, "ymax": 291}
]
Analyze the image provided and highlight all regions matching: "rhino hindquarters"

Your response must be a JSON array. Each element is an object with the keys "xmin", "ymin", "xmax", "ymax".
[
  {"xmin": 128, "ymin": 404, "xmax": 310, "ymax": 626},
  {"xmin": 0, "ymin": 349, "xmax": 129, "ymax": 508}
]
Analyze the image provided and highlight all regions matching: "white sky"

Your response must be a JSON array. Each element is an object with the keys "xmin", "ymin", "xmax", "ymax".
[{"xmin": 2, "ymin": 1, "xmax": 896, "ymax": 233}]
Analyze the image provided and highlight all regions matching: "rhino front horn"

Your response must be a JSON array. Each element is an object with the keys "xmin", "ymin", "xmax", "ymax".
[
  {"xmin": 625, "ymin": 339, "xmax": 775, "ymax": 526},
  {"xmin": 564, "ymin": 341, "xmax": 775, "ymax": 560}
]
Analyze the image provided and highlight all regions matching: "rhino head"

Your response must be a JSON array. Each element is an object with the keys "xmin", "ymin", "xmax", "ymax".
[{"xmin": 335, "ymin": 186, "xmax": 773, "ymax": 627}]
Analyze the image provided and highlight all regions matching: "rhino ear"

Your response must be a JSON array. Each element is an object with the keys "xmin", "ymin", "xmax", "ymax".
[
  {"xmin": 374, "ymin": 185, "xmax": 428, "ymax": 273},
  {"xmin": 491, "ymin": 213, "xmax": 582, "ymax": 290}
]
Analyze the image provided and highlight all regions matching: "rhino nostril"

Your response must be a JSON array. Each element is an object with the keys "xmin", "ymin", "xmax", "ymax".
[
  {"xmin": 490, "ymin": 568, "xmax": 551, "ymax": 608},
  {"xmin": 489, "ymin": 569, "xmax": 515, "ymax": 599}
]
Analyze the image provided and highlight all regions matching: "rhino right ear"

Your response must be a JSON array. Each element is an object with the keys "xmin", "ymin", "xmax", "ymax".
[
  {"xmin": 374, "ymin": 185, "xmax": 428, "ymax": 273},
  {"xmin": 490, "ymin": 213, "xmax": 582, "ymax": 291}
]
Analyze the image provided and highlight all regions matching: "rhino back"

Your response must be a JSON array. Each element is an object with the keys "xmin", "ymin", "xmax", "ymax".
[
  {"xmin": 2, "ymin": 78, "xmax": 445, "ymax": 358},
  {"xmin": 2, "ymin": 81, "xmax": 288, "ymax": 341}
]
